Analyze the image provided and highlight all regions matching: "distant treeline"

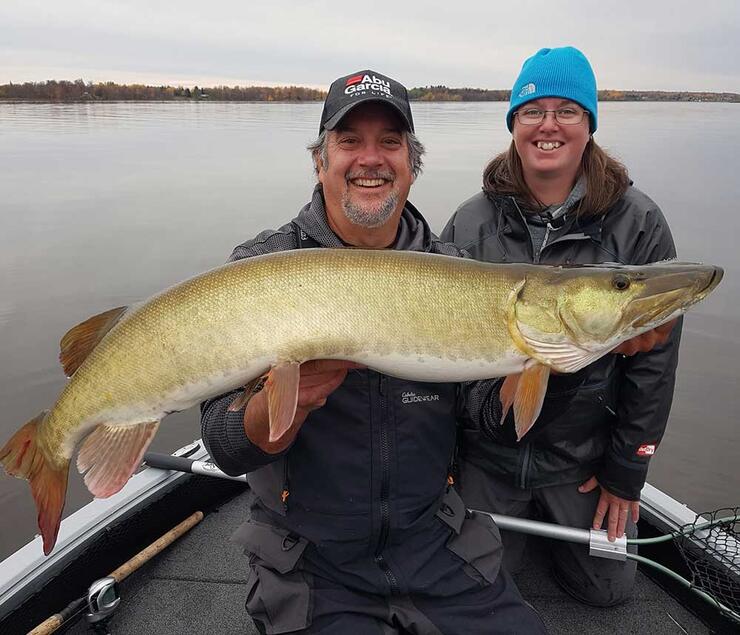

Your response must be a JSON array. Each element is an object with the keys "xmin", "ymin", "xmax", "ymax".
[
  {"xmin": 0, "ymin": 80, "xmax": 325, "ymax": 101},
  {"xmin": 409, "ymin": 87, "xmax": 510, "ymax": 101},
  {"xmin": 1, "ymin": 80, "xmax": 739, "ymax": 103},
  {"xmin": 409, "ymin": 86, "xmax": 740, "ymax": 103}
]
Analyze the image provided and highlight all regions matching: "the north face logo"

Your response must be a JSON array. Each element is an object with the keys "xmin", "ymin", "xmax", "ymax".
[{"xmin": 518, "ymin": 82, "xmax": 536, "ymax": 98}]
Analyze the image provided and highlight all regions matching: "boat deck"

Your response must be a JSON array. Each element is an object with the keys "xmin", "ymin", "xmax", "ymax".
[{"xmin": 64, "ymin": 488, "xmax": 710, "ymax": 635}]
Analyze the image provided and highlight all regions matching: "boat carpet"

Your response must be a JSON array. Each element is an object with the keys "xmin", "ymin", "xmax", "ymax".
[{"xmin": 64, "ymin": 489, "xmax": 710, "ymax": 635}]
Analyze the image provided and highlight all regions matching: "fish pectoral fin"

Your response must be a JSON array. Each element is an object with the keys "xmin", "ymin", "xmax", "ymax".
[
  {"xmin": 513, "ymin": 362, "xmax": 550, "ymax": 441},
  {"xmin": 60, "ymin": 306, "xmax": 129, "ymax": 377},
  {"xmin": 265, "ymin": 361, "xmax": 301, "ymax": 444},
  {"xmin": 0, "ymin": 411, "xmax": 69, "ymax": 555},
  {"xmin": 499, "ymin": 374, "xmax": 519, "ymax": 425},
  {"xmin": 517, "ymin": 320, "xmax": 603, "ymax": 373},
  {"xmin": 227, "ymin": 374, "xmax": 268, "ymax": 413},
  {"xmin": 77, "ymin": 420, "xmax": 160, "ymax": 498}
]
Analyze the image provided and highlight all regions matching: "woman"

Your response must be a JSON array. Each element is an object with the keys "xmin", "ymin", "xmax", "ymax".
[{"xmin": 442, "ymin": 46, "xmax": 680, "ymax": 607}]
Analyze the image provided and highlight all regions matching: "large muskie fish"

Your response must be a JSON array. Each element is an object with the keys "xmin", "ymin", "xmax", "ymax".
[{"xmin": 0, "ymin": 249, "xmax": 723, "ymax": 553}]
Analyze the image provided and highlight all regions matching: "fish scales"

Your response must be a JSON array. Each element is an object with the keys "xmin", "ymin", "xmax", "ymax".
[{"xmin": 44, "ymin": 249, "xmax": 518, "ymax": 459}]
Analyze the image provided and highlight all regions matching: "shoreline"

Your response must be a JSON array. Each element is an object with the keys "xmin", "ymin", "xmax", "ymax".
[
  {"xmin": 1, "ymin": 82, "xmax": 738, "ymax": 103},
  {"xmin": 1, "ymin": 96, "xmax": 739, "ymax": 104}
]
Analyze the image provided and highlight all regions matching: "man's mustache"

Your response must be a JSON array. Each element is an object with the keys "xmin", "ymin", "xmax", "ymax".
[{"xmin": 345, "ymin": 170, "xmax": 395, "ymax": 182}]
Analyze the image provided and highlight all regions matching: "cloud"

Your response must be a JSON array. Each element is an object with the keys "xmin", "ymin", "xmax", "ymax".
[{"xmin": 1, "ymin": 0, "xmax": 738, "ymax": 91}]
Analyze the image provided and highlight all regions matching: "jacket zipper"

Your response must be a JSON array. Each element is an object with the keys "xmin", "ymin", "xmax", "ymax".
[
  {"xmin": 513, "ymin": 198, "xmax": 597, "ymax": 263},
  {"xmin": 281, "ymin": 457, "xmax": 290, "ymax": 511},
  {"xmin": 511, "ymin": 198, "xmax": 536, "ymax": 489},
  {"xmin": 541, "ymin": 222, "xmax": 553, "ymax": 256},
  {"xmin": 511, "ymin": 199, "xmax": 539, "ymax": 263},
  {"xmin": 509, "ymin": 200, "xmax": 596, "ymax": 490},
  {"xmin": 519, "ymin": 442, "xmax": 532, "ymax": 489},
  {"xmin": 374, "ymin": 374, "xmax": 400, "ymax": 594}
]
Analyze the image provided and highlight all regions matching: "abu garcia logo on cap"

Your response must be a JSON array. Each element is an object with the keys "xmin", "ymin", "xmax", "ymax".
[{"xmin": 345, "ymin": 73, "xmax": 392, "ymax": 97}]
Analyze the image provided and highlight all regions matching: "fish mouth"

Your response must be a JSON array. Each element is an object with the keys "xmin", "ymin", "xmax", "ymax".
[
  {"xmin": 698, "ymin": 265, "xmax": 724, "ymax": 297},
  {"xmin": 629, "ymin": 264, "xmax": 723, "ymax": 329}
]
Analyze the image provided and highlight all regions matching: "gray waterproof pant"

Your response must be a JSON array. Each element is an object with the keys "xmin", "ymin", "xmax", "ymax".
[
  {"xmin": 257, "ymin": 566, "xmax": 547, "ymax": 634},
  {"xmin": 237, "ymin": 493, "xmax": 548, "ymax": 634},
  {"xmin": 460, "ymin": 461, "xmax": 637, "ymax": 607}
]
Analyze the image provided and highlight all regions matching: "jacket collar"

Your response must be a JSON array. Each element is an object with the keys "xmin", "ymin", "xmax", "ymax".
[{"xmin": 489, "ymin": 192, "xmax": 605, "ymax": 244}]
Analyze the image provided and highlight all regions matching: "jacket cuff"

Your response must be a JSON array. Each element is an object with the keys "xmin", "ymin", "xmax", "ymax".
[
  {"xmin": 596, "ymin": 451, "xmax": 649, "ymax": 501},
  {"xmin": 201, "ymin": 396, "xmax": 289, "ymax": 476},
  {"xmin": 224, "ymin": 410, "xmax": 291, "ymax": 465}
]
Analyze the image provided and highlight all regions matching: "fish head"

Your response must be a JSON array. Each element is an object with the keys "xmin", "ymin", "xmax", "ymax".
[{"xmin": 511, "ymin": 261, "xmax": 723, "ymax": 373}]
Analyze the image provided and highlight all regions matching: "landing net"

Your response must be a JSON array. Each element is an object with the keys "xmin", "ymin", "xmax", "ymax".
[{"xmin": 675, "ymin": 508, "xmax": 740, "ymax": 623}]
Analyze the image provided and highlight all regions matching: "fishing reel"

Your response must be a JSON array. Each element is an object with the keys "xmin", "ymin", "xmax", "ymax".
[{"xmin": 85, "ymin": 577, "xmax": 121, "ymax": 634}]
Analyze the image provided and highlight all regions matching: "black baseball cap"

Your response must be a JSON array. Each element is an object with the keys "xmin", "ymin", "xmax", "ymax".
[{"xmin": 319, "ymin": 70, "xmax": 414, "ymax": 134}]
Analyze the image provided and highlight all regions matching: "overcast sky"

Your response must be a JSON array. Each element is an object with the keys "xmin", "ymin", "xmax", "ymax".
[{"xmin": 1, "ymin": 0, "xmax": 739, "ymax": 92}]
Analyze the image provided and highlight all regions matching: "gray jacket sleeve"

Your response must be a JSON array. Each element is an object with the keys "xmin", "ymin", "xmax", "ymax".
[
  {"xmin": 199, "ymin": 227, "xmax": 297, "ymax": 476},
  {"xmin": 200, "ymin": 392, "xmax": 290, "ymax": 476}
]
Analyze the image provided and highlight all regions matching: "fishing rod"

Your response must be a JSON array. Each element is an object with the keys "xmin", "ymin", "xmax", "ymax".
[
  {"xmin": 29, "ymin": 511, "xmax": 204, "ymax": 635},
  {"xmin": 143, "ymin": 450, "xmax": 740, "ymax": 626}
]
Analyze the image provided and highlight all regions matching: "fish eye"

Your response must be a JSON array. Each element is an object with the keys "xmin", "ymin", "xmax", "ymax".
[{"xmin": 612, "ymin": 274, "xmax": 631, "ymax": 291}]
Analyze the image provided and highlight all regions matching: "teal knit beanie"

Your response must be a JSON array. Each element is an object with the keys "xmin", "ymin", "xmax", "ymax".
[{"xmin": 506, "ymin": 46, "xmax": 597, "ymax": 133}]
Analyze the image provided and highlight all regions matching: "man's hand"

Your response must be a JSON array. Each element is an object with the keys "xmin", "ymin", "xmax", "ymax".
[
  {"xmin": 611, "ymin": 319, "xmax": 676, "ymax": 356},
  {"xmin": 244, "ymin": 360, "xmax": 363, "ymax": 454},
  {"xmin": 579, "ymin": 476, "xmax": 639, "ymax": 542}
]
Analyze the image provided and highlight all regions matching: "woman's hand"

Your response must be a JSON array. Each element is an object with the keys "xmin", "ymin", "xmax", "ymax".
[
  {"xmin": 579, "ymin": 476, "xmax": 639, "ymax": 541},
  {"xmin": 611, "ymin": 319, "xmax": 676, "ymax": 356}
]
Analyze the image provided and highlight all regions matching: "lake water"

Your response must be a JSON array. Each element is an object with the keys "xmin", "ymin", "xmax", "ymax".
[{"xmin": 0, "ymin": 101, "xmax": 738, "ymax": 560}]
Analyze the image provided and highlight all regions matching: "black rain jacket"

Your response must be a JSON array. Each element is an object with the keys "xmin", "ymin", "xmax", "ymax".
[
  {"xmin": 442, "ymin": 186, "xmax": 681, "ymax": 501},
  {"xmin": 200, "ymin": 187, "xmax": 504, "ymax": 597}
]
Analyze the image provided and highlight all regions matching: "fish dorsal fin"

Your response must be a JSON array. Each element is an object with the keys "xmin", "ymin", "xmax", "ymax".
[
  {"xmin": 266, "ymin": 362, "xmax": 301, "ymax": 443},
  {"xmin": 77, "ymin": 420, "xmax": 159, "ymax": 498},
  {"xmin": 59, "ymin": 306, "xmax": 128, "ymax": 377}
]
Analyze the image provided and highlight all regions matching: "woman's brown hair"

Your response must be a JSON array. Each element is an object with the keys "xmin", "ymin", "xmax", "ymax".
[{"xmin": 482, "ymin": 138, "xmax": 630, "ymax": 219}]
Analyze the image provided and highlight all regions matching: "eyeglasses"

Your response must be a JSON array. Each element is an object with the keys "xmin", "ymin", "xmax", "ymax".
[{"xmin": 514, "ymin": 106, "xmax": 589, "ymax": 125}]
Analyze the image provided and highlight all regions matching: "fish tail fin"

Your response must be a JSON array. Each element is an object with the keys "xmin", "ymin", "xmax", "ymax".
[{"xmin": 0, "ymin": 411, "xmax": 69, "ymax": 555}]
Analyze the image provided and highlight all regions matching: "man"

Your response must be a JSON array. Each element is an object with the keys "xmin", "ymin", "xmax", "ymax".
[{"xmin": 201, "ymin": 70, "xmax": 548, "ymax": 634}]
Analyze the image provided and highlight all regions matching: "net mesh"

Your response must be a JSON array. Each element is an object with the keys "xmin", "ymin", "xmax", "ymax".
[{"xmin": 675, "ymin": 507, "xmax": 740, "ymax": 623}]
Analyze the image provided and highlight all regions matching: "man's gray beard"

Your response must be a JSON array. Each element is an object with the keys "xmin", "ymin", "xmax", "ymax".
[{"xmin": 341, "ymin": 190, "xmax": 399, "ymax": 228}]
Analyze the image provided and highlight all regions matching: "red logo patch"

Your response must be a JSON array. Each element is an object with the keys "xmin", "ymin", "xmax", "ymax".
[
  {"xmin": 636, "ymin": 443, "xmax": 657, "ymax": 456},
  {"xmin": 345, "ymin": 74, "xmax": 364, "ymax": 86}
]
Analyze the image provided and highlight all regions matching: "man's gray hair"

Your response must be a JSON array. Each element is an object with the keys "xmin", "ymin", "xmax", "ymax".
[{"xmin": 307, "ymin": 129, "xmax": 425, "ymax": 180}]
